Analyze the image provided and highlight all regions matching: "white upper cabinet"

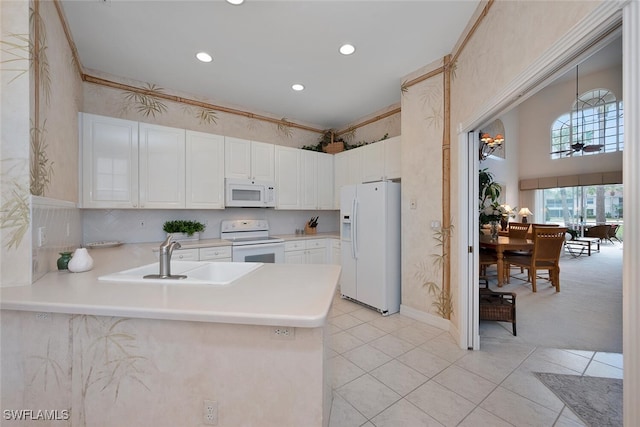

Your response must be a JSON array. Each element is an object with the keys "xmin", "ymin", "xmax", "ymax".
[
  {"xmin": 80, "ymin": 113, "xmax": 140, "ymax": 208},
  {"xmin": 251, "ymin": 141, "xmax": 275, "ymax": 181},
  {"xmin": 275, "ymin": 146, "xmax": 301, "ymax": 209},
  {"xmin": 138, "ymin": 123, "xmax": 186, "ymax": 209},
  {"xmin": 276, "ymin": 147, "xmax": 335, "ymax": 210},
  {"xmin": 360, "ymin": 136, "xmax": 401, "ymax": 182},
  {"xmin": 384, "ymin": 136, "xmax": 401, "ymax": 180},
  {"xmin": 300, "ymin": 150, "xmax": 318, "ymax": 210},
  {"xmin": 317, "ymin": 152, "xmax": 334, "ymax": 210},
  {"xmin": 224, "ymin": 137, "xmax": 275, "ymax": 181},
  {"xmin": 186, "ymin": 130, "xmax": 225, "ymax": 209},
  {"xmin": 333, "ymin": 151, "xmax": 347, "ymax": 209},
  {"xmin": 333, "ymin": 147, "xmax": 362, "ymax": 202},
  {"xmin": 360, "ymin": 142, "xmax": 385, "ymax": 183}
]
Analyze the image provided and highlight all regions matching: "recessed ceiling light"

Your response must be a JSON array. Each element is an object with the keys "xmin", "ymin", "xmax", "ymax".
[
  {"xmin": 339, "ymin": 44, "xmax": 356, "ymax": 55},
  {"xmin": 196, "ymin": 52, "xmax": 213, "ymax": 63},
  {"xmin": 292, "ymin": 84, "xmax": 305, "ymax": 91},
  {"xmin": 226, "ymin": 0, "xmax": 244, "ymax": 5}
]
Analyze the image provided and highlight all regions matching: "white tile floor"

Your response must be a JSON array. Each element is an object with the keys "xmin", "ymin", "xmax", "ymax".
[{"xmin": 327, "ymin": 293, "xmax": 623, "ymax": 427}]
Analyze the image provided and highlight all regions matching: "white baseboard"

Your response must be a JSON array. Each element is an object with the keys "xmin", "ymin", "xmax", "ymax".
[{"xmin": 400, "ymin": 304, "xmax": 450, "ymax": 331}]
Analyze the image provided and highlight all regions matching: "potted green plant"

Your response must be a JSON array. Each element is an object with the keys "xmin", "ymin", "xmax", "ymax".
[
  {"xmin": 479, "ymin": 169, "xmax": 503, "ymax": 238},
  {"xmin": 162, "ymin": 220, "xmax": 205, "ymax": 242}
]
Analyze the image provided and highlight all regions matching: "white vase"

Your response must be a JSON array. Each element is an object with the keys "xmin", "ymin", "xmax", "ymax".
[{"xmin": 68, "ymin": 248, "xmax": 94, "ymax": 273}]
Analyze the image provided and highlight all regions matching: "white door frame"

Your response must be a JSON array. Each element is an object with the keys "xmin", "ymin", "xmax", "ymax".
[{"xmin": 456, "ymin": 1, "xmax": 626, "ymax": 350}]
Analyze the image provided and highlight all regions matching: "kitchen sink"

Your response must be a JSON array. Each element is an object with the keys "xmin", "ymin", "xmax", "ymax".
[{"xmin": 99, "ymin": 261, "xmax": 263, "ymax": 285}]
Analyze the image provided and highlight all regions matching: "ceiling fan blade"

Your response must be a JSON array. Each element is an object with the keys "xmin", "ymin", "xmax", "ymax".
[
  {"xmin": 550, "ymin": 149, "xmax": 573, "ymax": 155},
  {"xmin": 582, "ymin": 144, "xmax": 604, "ymax": 152}
]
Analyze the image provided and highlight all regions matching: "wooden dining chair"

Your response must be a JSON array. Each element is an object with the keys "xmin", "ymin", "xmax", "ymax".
[
  {"xmin": 508, "ymin": 222, "xmax": 530, "ymax": 239},
  {"xmin": 504, "ymin": 222, "xmax": 531, "ymax": 280},
  {"xmin": 504, "ymin": 226, "xmax": 568, "ymax": 292}
]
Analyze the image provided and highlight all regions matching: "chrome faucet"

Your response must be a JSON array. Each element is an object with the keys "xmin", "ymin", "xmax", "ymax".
[{"xmin": 144, "ymin": 235, "xmax": 187, "ymax": 280}]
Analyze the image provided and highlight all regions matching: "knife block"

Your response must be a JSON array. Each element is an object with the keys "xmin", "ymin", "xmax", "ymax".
[{"xmin": 304, "ymin": 224, "xmax": 317, "ymax": 235}]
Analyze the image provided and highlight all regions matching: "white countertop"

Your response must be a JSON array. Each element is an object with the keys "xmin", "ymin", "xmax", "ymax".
[
  {"xmin": 0, "ymin": 244, "xmax": 341, "ymax": 328},
  {"xmin": 273, "ymin": 232, "xmax": 340, "ymax": 241}
]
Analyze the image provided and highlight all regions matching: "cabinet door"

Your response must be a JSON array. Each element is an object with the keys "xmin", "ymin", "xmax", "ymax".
[
  {"xmin": 285, "ymin": 250, "xmax": 306, "ymax": 264},
  {"xmin": 360, "ymin": 142, "xmax": 385, "ymax": 182},
  {"xmin": 384, "ymin": 136, "xmax": 401, "ymax": 179},
  {"xmin": 275, "ymin": 146, "xmax": 300, "ymax": 209},
  {"xmin": 306, "ymin": 248, "xmax": 326, "ymax": 264},
  {"xmin": 300, "ymin": 150, "xmax": 318, "ymax": 209},
  {"xmin": 317, "ymin": 152, "xmax": 334, "ymax": 210},
  {"xmin": 346, "ymin": 148, "xmax": 363, "ymax": 185},
  {"xmin": 333, "ymin": 151, "xmax": 347, "ymax": 209},
  {"xmin": 330, "ymin": 239, "xmax": 341, "ymax": 265},
  {"xmin": 81, "ymin": 113, "xmax": 139, "ymax": 208},
  {"xmin": 139, "ymin": 123, "xmax": 185, "ymax": 208},
  {"xmin": 251, "ymin": 141, "xmax": 275, "ymax": 181},
  {"xmin": 199, "ymin": 246, "xmax": 232, "ymax": 261},
  {"xmin": 172, "ymin": 248, "xmax": 199, "ymax": 261},
  {"xmin": 224, "ymin": 137, "xmax": 252, "ymax": 179},
  {"xmin": 186, "ymin": 131, "xmax": 225, "ymax": 209}
]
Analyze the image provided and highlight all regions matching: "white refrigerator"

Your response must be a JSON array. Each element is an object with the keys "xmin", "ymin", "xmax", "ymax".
[{"xmin": 340, "ymin": 181, "xmax": 401, "ymax": 315}]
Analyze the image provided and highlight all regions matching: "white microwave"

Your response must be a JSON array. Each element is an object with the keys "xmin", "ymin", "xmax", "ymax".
[{"xmin": 225, "ymin": 179, "xmax": 276, "ymax": 207}]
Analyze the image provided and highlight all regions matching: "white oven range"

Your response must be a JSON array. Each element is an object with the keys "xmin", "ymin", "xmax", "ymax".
[{"xmin": 221, "ymin": 219, "xmax": 284, "ymax": 263}]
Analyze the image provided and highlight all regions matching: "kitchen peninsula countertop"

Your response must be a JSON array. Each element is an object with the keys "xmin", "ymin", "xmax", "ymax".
[{"xmin": 0, "ymin": 244, "xmax": 341, "ymax": 328}]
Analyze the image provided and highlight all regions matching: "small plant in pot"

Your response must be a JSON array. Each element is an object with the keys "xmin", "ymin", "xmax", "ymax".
[{"xmin": 163, "ymin": 220, "xmax": 205, "ymax": 242}]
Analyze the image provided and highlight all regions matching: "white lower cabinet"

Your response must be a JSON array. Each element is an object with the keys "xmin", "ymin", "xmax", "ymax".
[
  {"xmin": 199, "ymin": 246, "xmax": 232, "ymax": 262},
  {"xmin": 172, "ymin": 248, "xmax": 199, "ymax": 261},
  {"xmin": 330, "ymin": 239, "xmax": 341, "ymax": 265},
  {"xmin": 284, "ymin": 239, "xmax": 327, "ymax": 264},
  {"xmin": 171, "ymin": 246, "xmax": 232, "ymax": 262}
]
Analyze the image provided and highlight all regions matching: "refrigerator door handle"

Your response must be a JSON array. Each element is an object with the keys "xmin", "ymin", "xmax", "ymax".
[{"xmin": 352, "ymin": 198, "xmax": 358, "ymax": 259}]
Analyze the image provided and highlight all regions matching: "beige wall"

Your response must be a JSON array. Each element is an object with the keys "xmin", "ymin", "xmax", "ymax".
[
  {"xmin": 400, "ymin": 59, "xmax": 447, "ymax": 318},
  {"xmin": 1, "ymin": 0, "xmax": 34, "ymax": 286},
  {"xmin": 400, "ymin": 0, "xmax": 604, "ymax": 329},
  {"xmin": 81, "ymin": 70, "xmax": 322, "ymax": 149},
  {"xmin": 518, "ymin": 64, "xmax": 623, "ymax": 180}
]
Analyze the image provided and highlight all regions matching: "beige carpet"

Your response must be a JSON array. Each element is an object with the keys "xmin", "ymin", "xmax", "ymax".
[
  {"xmin": 535, "ymin": 373, "xmax": 623, "ymax": 426},
  {"xmin": 479, "ymin": 241, "xmax": 623, "ymax": 352}
]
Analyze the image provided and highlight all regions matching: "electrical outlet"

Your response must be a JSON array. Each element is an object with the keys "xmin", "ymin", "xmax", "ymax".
[
  {"xmin": 272, "ymin": 326, "xmax": 295, "ymax": 340},
  {"xmin": 203, "ymin": 399, "xmax": 217, "ymax": 425},
  {"xmin": 35, "ymin": 312, "xmax": 50, "ymax": 321},
  {"xmin": 37, "ymin": 227, "xmax": 48, "ymax": 247}
]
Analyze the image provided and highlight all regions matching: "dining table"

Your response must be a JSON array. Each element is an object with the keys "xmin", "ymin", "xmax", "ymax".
[{"xmin": 479, "ymin": 234, "xmax": 534, "ymax": 286}]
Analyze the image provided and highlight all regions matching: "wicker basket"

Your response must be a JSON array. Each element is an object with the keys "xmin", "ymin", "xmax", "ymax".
[
  {"xmin": 479, "ymin": 290, "xmax": 517, "ymax": 335},
  {"xmin": 323, "ymin": 142, "xmax": 344, "ymax": 154}
]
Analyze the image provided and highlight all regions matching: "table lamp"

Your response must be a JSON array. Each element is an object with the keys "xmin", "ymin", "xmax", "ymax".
[{"xmin": 518, "ymin": 207, "xmax": 533, "ymax": 223}]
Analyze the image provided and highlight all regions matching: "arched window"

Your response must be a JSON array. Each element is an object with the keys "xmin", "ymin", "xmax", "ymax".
[{"xmin": 550, "ymin": 89, "xmax": 623, "ymax": 159}]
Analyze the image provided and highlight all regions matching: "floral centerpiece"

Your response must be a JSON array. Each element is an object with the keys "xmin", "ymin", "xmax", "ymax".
[{"xmin": 499, "ymin": 204, "xmax": 517, "ymax": 231}]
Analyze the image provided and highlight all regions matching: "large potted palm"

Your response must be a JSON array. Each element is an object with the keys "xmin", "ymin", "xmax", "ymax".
[{"xmin": 479, "ymin": 169, "xmax": 503, "ymax": 238}]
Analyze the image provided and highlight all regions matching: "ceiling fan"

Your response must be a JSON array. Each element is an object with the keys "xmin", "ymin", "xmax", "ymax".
[
  {"xmin": 550, "ymin": 64, "xmax": 605, "ymax": 157},
  {"xmin": 551, "ymin": 141, "xmax": 604, "ymax": 156}
]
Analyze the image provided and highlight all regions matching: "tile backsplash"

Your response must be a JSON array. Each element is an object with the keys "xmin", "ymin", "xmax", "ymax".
[
  {"xmin": 32, "ymin": 196, "xmax": 82, "ymax": 281},
  {"xmin": 29, "ymin": 202, "xmax": 338, "ymax": 282},
  {"xmin": 82, "ymin": 208, "xmax": 340, "ymax": 244}
]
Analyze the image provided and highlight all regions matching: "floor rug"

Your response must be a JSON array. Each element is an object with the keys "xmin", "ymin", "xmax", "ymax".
[{"xmin": 534, "ymin": 372, "xmax": 622, "ymax": 426}]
